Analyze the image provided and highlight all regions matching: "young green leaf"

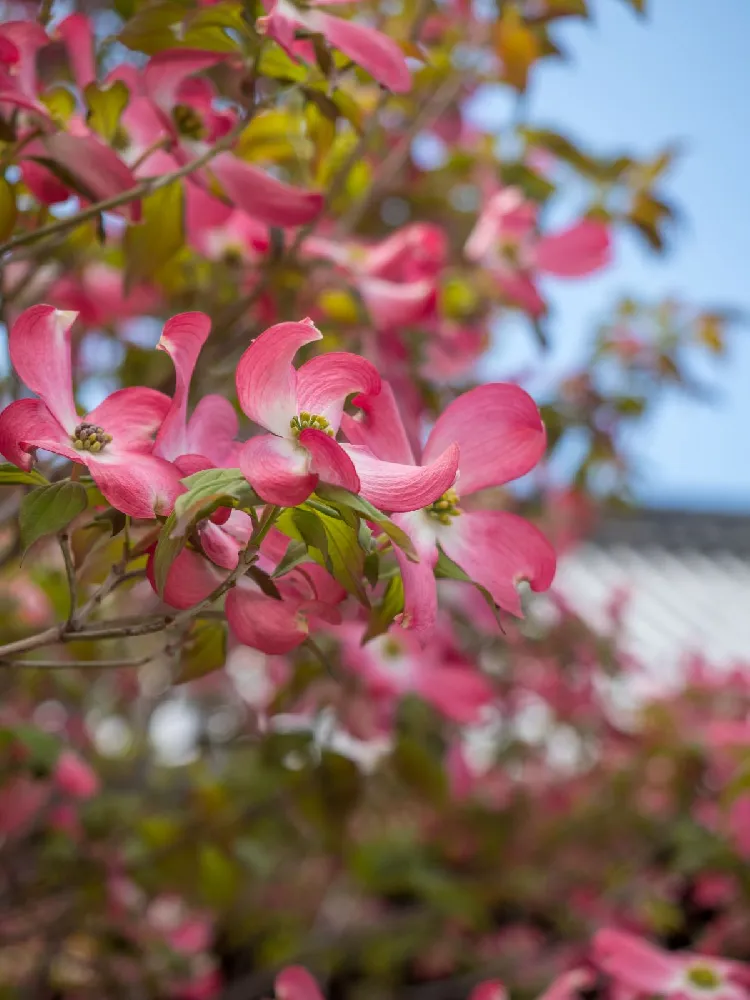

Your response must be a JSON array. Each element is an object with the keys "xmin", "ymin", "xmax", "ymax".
[
  {"xmin": 125, "ymin": 181, "xmax": 185, "ymax": 288},
  {"xmin": 175, "ymin": 621, "xmax": 227, "ymax": 684},
  {"xmin": 277, "ymin": 504, "xmax": 368, "ymax": 605},
  {"xmin": 364, "ymin": 573, "xmax": 404, "ymax": 642},
  {"xmin": 314, "ymin": 485, "xmax": 417, "ymax": 560},
  {"xmin": 0, "ymin": 463, "xmax": 49, "ymax": 488},
  {"xmin": 19, "ymin": 481, "xmax": 88, "ymax": 556},
  {"xmin": 85, "ymin": 81, "xmax": 130, "ymax": 142},
  {"xmin": 0, "ymin": 176, "xmax": 17, "ymax": 243}
]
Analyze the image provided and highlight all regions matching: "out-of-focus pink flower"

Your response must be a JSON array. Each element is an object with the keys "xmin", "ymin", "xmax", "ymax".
[
  {"xmin": 50, "ymin": 264, "xmax": 159, "ymax": 329},
  {"xmin": 465, "ymin": 188, "xmax": 611, "ymax": 317},
  {"xmin": 0, "ymin": 20, "xmax": 142, "ymax": 219},
  {"xmin": 148, "ymin": 519, "xmax": 345, "ymax": 655},
  {"xmin": 339, "ymin": 625, "xmax": 493, "ymax": 722},
  {"xmin": 113, "ymin": 49, "xmax": 323, "ymax": 228},
  {"xmin": 275, "ymin": 965, "xmax": 325, "ymax": 1000},
  {"xmin": 470, "ymin": 982, "xmax": 507, "ymax": 1000},
  {"xmin": 0, "ymin": 305, "xmax": 183, "ymax": 518},
  {"xmin": 538, "ymin": 969, "xmax": 596, "ymax": 1000},
  {"xmin": 592, "ymin": 928, "xmax": 750, "ymax": 1000},
  {"xmin": 727, "ymin": 794, "xmax": 750, "ymax": 860},
  {"xmin": 341, "ymin": 380, "xmax": 556, "ymax": 636},
  {"xmin": 305, "ymin": 224, "xmax": 446, "ymax": 330},
  {"xmin": 258, "ymin": 0, "xmax": 411, "ymax": 94},
  {"xmin": 53, "ymin": 750, "xmax": 100, "ymax": 799},
  {"xmin": 0, "ymin": 775, "xmax": 48, "ymax": 837}
]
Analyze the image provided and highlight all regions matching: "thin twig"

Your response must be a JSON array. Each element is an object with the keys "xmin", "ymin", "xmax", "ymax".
[
  {"xmin": 336, "ymin": 73, "xmax": 464, "ymax": 236},
  {"xmin": 59, "ymin": 532, "xmax": 77, "ymax": 626},
  {"xmin": 1, "ymin": 655, "xmax": 155, "ymax": 670},
  {"xmin": 0, "ymin": 116, "xmax": 250, "ymax": 257}
]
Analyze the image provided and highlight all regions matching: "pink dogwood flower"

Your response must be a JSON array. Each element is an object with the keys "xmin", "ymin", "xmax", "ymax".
[
  {"xmin": 153, "ymin": 311, "xmax": 240, "ymax": 477},
  {"xmin": 110, "ymin": 50, "xmax": 323, "ymax": 228},
  {"xmin": 592, "ymin": 928, "xmax": 750, "ymax": 1000},
  {"xmin": 53, "ymin": 750, "xmax": 100, "ymax": 800},
  {"xmin": 0, "ymin": 19, "xmax": 142, "ymax": 219},
  {"xmin": 465, "ymin": 187, "xmax": 611, "ymax": 317},
  {"xmin": 305, "ymin": 223, "xmax": 446, "ymax": 329},
  {"xmin": 0, "ymin": 305, "xmax": 182, "ymax": 518},
  {"xmin": 340, "ymin": 380, "xmax": 556, "ymax": 635},
  {"xmin": 470, "ymin": 983, "xmax": 507, "ymax": 1000},
  {"xmin": 339, "ymin": 624, "xmax": 494, "ymax": 722},
  {"xmin": 258, "ymin": 0, "xmax": 411, "ymax": 94},
  {"xmin": 148, "ymin": 517, "xmax": 344, "ymax": 655},
  {"xmin": 275, "ymin": 966, "xmax": 325, "ymax": 1000},
  {"xmin": 235, "ymin": 319, "xmax": 458, "ymax": 510}
]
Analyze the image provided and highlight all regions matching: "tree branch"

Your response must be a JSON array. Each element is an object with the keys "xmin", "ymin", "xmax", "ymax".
[{"xmin": 0, "ymin": 115, "xmax": 250, "ymax": 257}]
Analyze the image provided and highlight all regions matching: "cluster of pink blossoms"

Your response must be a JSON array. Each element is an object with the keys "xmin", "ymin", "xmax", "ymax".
[
  {"xmin": 0, "ymin": 302, "xmax": 555, "ymax": 660},
  {"xmin": 0, "ymin": 7, "xmax": 409, "ymax": 236},
  {"xmin": 242, "ymin": 927, "xmax": 750, "ymax": 1000}
]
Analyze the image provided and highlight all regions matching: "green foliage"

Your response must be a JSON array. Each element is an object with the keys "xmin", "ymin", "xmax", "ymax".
[
  {"xmin": 125, "ymin": 181, "xmax": 185, "ymax": 288},
  {"xmin": 85, "ymin": 81, "xmax": 130, "ymax": 143},
  {"xmin": 19, "ymin": 481, "xmax": 88, "ymax": 556},
  {"xmin": 0, "ymin": 176, "xmax": 17, "ymax": 243},
  {"xmin": 153, "ymin": 468, "xmax": 261, "ymax": 596}
]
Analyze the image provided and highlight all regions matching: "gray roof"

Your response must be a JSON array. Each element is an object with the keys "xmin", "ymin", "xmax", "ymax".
[{"xmin": 552, "ymin": 507, "xmax": 750, "ymax": 682}]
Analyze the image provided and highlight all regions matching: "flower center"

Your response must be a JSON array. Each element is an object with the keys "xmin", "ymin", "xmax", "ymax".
[
  {"xmin": 687, "ymin": 965, "xmax": 721, "ymax": 991},
  {"xmin": 499, "ymin": 238, "xmax": 521, "ymax": 267},
  {"xmin": 222, "ymin": 245, "xmax": 245, "ymax": 266},
  {"xmin": 172, "ymin": 104, "xmax": 207, "ymax": 140},
  {"xmin": 112, "ymin": 124, "xmax": 130, "ymax": 151},
  {"xmin": 289, "ymin": 412, "xmax": 334, "ymax": 438},
  {"xmin": 71, "ymin": 423, "xmax": 112, "ymax": 453},
  {"xmin": 426, "ymin": 487, "xmax": 461, "ymax": 525}
]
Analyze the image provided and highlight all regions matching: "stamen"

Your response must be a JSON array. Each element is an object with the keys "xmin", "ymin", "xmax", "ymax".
[
  {"xmin": 172, "ymin": 104, "xmax": 207, "ymax": 140},
  {"xmin": 290, "ymin": 413, "xmax": 335, "ymax": 438},
  {"xmin": 72, "ymin": 422, "xmax": 113, "ymax": 453},
  {"xmin": 687, "ymin": 966, "xmax": 721, "ymax": 990},
  {"xmin": 426, "ymin": 487, "xmax": 461, "ymax": 525}
]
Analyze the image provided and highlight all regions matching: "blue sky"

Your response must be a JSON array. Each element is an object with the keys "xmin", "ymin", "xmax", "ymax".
[{"xmin": 474, "ymin": 0, "xmax": 750, "ymax": 510}]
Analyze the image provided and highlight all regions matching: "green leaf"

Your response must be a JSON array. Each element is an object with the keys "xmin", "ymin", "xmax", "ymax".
[
  {"xmin": 153, "ymin": 469, "xmax": 260, "ymax": 596},
  {"xmin": 174, "ymin": 468, "xmax": 260, "ymax": 530},
  {"xmin": 277, "ymin": 504, "xmax": 368, "ymax": 605},
  {"xmin": 198, "ymin": 845, "xmax": 238, "ymax": 907},
  {"xmin": 364, "ymin": 573, "xmax": 404, "ymax": 641},
  {"xmin": 0, "ymin": 463, "xmax": 49, "ymax": 488},
  {"xmin": 393, "ymin": 734, "xmax": 447, "ymax": 804},
  {"xmin": 258, "ymin": 46, "xmax": 309, "ymax": 83},
  {"xmin": 40, "ymin": 86, "xmax": 77, "ymax": 124},
  {"xmin": 0, "ymin": 176, "xmax": 17, "ymax": 242},
  {"xmin": 434, "ymin": 548, "xmax": 503, "ymax": 628},
  {"xmin": 271, "ymin": 538, "xmax": 310, "ymax": 578},
  {"xmin": 314, "ymin": 485, "xmax": 417, "ymax": 560},
  {"xmin": 175, "ymin": 621, "xmax": 227, "ymax": 684},
  {"xmin": 182, "ymin": 2, "xmax": 250, "ymax": 51},
  {"xmin": 119, "ymin": 1, "xmax": 189, "ymax": 54},
  {"xmin": 495, "ymin": 7, "xmax": 540, "ymax": 92},
  {"xmin": 3, "ymin": 724, "xmax": 60, "ymax": 772},
  {"xmin": 331, "ymin": 89, "xmax": 364, "ymax": 133},
  {"xmin": 363, "ymin": 551, "xmax": 380, "ymax": 589},
  {"xmin": 620, "ymin": 0, "xmax": 645, "ymax": 13},
  {"xmin": 125, "ymin": 181, "xmax": 185, "ymax": 287},
  {"xmin": 85, "ymin": 81, "xmax": 130, "ymax": 142},
  {"xmin": 19, "ymin": 481, "xmax": 87, "ymax": 556},
  {"xmin": 291, "ymin": 508, "xmax": 331, "ymax": 570}
]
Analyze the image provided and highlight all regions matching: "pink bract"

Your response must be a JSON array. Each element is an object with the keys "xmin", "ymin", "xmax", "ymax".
[{"xmin": 0, "ymin": 305, "xmax": 183, "ymax": 519}]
